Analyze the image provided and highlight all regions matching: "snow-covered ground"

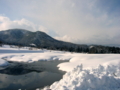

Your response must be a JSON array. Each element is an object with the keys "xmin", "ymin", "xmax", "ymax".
[
  {"xmin": 43, "ymin": 63, "xmax": 120, "ymax": 90},
  {"xmin": 0, "ymin": 45, "xmax": 120, "ymax": 90}
]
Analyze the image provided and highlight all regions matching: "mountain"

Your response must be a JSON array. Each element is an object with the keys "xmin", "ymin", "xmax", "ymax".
[
  {"xmin": 0, "ymin": 29, "xmax": 87, "ymax": 50},
  {"xmin": 0, "ymin": 29, "xmax": 120, "ymax": 53}
]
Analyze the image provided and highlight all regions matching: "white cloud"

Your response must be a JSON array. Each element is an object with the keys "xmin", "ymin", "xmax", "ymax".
[
  {"xmin": 63, "ymin": 35, "xmax": 73, "ymax": 42},
  {"xmin": 0, "ymin": 15, "xmax": 37, "ymax": 31},
  {"xmin": 0, "ymin": 16, "xmax": 36, "ymax": 31},
  {"xmin": 0, "ymin": 16, "xmax": 9, "ymax": 22},
  {"xmin": 55, "ymin": 35, "xmax": 75, "ymax": 42},
  {"xmin": 0, "ymin": 0, "xmax": 120, "ymax": 46},
  {"xmin": 38, "ymin": 25, "xmax": 48, "ymax": 33},
  {"xmin": 0, "ymin": 15, "xmax": 50, "ymax": 33}
]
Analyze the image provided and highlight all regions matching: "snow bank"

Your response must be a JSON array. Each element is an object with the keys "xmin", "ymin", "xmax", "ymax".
[
  {"xmin": 0, "ymin": 58, "xmax": 9, "ymax": 67},
  {"xmin": 0, "ymin": 47, "xmax": 72, "ymax": 62},
  {"xmin": 58, "ymin": 54, "xmax": 120, "ymax": 72},
  {"xmin": 43, "ymin": 62, "xmax": 120, "ymax": 90}
]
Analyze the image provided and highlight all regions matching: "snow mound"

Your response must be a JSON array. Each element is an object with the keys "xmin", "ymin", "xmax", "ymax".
[
  {"xmin": 58, "ymin": 55, "xmax": 120, "ymax": 72},
  {"xmin": 0, "ymin": 58, "xmax": 9, "ymax": 67},
  {"xmin": 43, "ymin": 63, "xmax": 120, "ymax": 90}
]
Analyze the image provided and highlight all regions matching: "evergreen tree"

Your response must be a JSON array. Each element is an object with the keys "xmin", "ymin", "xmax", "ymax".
[{"xmin": 0, "ymin": 40, "xmax": 3, "ymax": 47}]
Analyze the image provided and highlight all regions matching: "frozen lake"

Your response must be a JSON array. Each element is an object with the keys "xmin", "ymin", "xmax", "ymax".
[{"xmin": 0, "ymin": 60, "xmax": 68, "ymax": 90}]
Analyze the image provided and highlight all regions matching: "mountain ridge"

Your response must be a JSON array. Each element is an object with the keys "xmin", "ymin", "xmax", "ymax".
[
  {"xmin": 0, "ymin": 29, "xmax": 88, "ymax": 49},
  {"xmin": 0, "ymin": 29, "xmax": 120, "ymax": 53}
]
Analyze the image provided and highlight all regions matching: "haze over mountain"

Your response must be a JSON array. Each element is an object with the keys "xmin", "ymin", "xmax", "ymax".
[
  {"xmin": 0, "ymin": 29, "xmax": 87, "ymax": 49},
  {"xmin": 0, "ymin": 29, "xmax": 120, "ymax": 54}
]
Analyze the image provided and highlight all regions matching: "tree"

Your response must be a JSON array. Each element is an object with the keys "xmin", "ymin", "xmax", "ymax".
[
  {"xmin": 75, "ymin": 47, "xmax": 82, "ymax": 52},
  {"xmin": 69, "ymin": 47, "xmax": 74, "ymax": 52},
  {"xmin": 0, "ymin": 40, "xmax": 3, "ymax": 47}
]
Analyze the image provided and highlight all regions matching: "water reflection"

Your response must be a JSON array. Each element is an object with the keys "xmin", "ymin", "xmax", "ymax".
[{"xmin": 0, "ymin": 60, "xmax": 68, "ymax": 90}]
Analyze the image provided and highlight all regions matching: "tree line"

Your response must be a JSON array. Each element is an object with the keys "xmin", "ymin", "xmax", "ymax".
[{"xmin": 0, "ymin": 40, "xmax": 120, "ymax": 54}]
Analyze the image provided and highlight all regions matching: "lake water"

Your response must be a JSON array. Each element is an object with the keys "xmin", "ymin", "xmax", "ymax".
[{"xmin": 0, "ymin": 60, "xmax": 68, "ymax": 90}]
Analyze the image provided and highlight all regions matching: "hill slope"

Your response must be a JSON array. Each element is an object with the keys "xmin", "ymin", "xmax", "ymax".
[
  {"xmin": 0, "ymin": 29, "xmax": 87, "ymax": 49},
  {"xmin": 0, "ymin": 29, "xmax": 120, "ymax": 53}
]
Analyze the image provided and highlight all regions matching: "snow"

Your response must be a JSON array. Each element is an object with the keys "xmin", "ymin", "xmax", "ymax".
[
  {"xmin": 0, "ymin": 45, "xmax": 71, "ymax": 65},
  {"xmin": 43, "ymin": 63, "xmax": 120, "ymax": 90},
  {"xmin": 0, "ymin": 45, "xmax": 120, "ymax": 90},
  {"xmin": 0, "ymin": 45, "xmax": 120, "ymax": 70},
  {"xmin": 0, "ymin": 58, "xmax": 9, "ymax": 67},
  {"xmin": 30, "ymin": 43, "xmax": 36, "ymax": 46},
  {"xmin": 58, "ymin": 54, "xmax": 120, "ymax": 72},
  {"xmin": 0, "ymin": 45, "xmax": 71, "ymax": 63},
  {"xmin": 89, "ymin": 45, "xmax": 94, "ymax": 48}
]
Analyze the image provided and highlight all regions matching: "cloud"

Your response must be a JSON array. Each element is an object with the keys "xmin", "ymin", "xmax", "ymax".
[
  {"xmin": 0, "ymin": 15, "xmax": 49, "ymax": 32},
  {"xmin": 55, "ymin": 35, "xmax": 77, "ymax": 42},
  {"xmin": 38, "ymin": 25, "xmax": 48, "ymax": 33},
  {"xmin": 71, "ymin": 3, "xmax": 75, "ymax": 7},
  {"xmin": 0, "ymin": 15, "xmax": 56, "ymax": 37},
  {"xmin": 0, "ymin": 0, "xmax": 120, "ymax": 46},
  {"xmin": 0, "ymin": 15, "xmax": 38, "ymax": 31}
]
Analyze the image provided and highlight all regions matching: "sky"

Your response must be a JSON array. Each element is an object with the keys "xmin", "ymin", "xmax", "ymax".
[{"xmin": 0, "ymin": 0, "xmax": 120, "ymax": 46}]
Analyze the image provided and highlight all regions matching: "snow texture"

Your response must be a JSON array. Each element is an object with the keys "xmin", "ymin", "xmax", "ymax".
[
  {"xmin": 0, "ymin": 58, "xmax": 9, "ymax": 67},
  {"xmin": 43, "ymin": 63, "xmax": 120, "ymax": 90},
  {"xmin": 58, "ymin": 55, "xmax": 120, "ymax": 72}
]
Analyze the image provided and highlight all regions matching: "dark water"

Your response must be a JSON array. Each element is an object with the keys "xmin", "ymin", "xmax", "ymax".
[{"xmin": 0, "ymin": 60, "xmax": 68, "ymax": 90}]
